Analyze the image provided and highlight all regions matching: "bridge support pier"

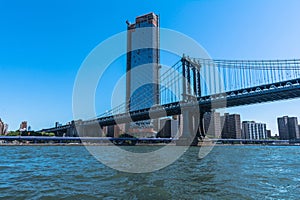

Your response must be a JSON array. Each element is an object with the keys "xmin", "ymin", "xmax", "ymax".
[
  {"xmin": 177, "ymin": 108, "xmax": 202, "ymax": 146},
  {"xmin": 66, "ymin": 120, "xmax": 80, "ymax": 137},
  {"xmin": 176, "ymin": 56, "xmax": 204, "ymax": 146}
]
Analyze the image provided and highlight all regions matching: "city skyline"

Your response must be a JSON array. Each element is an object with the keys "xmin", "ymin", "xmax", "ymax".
[{"xmin": 1, "ymin": 0, "xmax": 300, "ymax": 135}]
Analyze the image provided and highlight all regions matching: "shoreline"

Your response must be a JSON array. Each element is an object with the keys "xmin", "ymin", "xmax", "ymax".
[{"xmin": 0, "ymin": 142, "xmax": 297, "ymax": 147}]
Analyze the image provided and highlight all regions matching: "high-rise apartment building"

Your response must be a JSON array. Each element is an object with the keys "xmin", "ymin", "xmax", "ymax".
[
  {"xmin": 126, "ymin": 12, "xmax": 160, "ymax": 112},
  {"xmin": 125, "ymin": 13, "xmax": 160, "ymax": 135},
  {"xmin": 221, "ymin": 113, "xmax": 241, "ymax": 139},
  {"xmin": 203, "ymin": 112, "xmax": 221, "ymax": 138},
  {"xmin": 242, "ymin": 121, "xmax": 267, "ymax": 140},
  {"xmin": 266, "ymin": 130, "xmax": 272, "ymax": 138},
  {"xmin": 277, "ymin": 116, "xmax": 300, "ymax": 140}
]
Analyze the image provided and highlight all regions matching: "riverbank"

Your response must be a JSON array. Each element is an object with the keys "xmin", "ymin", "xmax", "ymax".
[{"xmin": 0, "ymin": 141, "xmax": 298, "ymax": 146}]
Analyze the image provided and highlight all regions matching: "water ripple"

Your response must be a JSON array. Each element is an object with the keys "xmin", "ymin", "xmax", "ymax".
[{"xmin": 0, "ymin": 146, "xmax": 300, "ymax": 199}]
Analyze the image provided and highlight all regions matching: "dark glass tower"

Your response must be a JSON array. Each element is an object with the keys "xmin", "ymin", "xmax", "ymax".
[
  {"xmin": 125, "ymin": 13, "xmax": 160, "ymax": 135},
  {"xmin": 126, "ymin": 12, "xmax": 160, "ymax": 112}
]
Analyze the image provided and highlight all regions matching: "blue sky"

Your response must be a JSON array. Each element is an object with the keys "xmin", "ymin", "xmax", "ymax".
[{"xmin": 0, "ymin": 0, "xmax": 300, "ymax": 135}]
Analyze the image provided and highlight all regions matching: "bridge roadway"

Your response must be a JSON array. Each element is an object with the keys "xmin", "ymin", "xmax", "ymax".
[{"xmin": 41, "ymin": 77, "xmax": 300, "ymax": 133}]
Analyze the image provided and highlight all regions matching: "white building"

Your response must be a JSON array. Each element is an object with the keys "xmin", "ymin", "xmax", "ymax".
[{"xmin": 242, "ymin": 121, "xmax": 267, "ymax": 140}]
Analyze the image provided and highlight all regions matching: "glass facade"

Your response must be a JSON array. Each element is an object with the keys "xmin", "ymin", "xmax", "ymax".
[
  {"xmin": 126, "ymin": 13, "xmax": 159, "ymax": 112},
  {"xmin": 125, "ymin": 13, "xmax": 160, "ymax": 133}
]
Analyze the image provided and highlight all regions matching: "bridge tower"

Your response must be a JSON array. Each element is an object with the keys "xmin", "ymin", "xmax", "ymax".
[{"xmin": 178, "ymin": 55, "xmax": 205, "ymax": 145}]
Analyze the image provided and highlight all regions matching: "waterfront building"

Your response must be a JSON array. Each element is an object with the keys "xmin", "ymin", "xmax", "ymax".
[
  {"xmin": 0, "ymin": 119, "xmax": 3, "ymax": 135},
  {"xmin": 203, "ymin": 112, "xmax": 221, "ymax": 138},
  {"xmin": 242, "ymin": 121, "xmax": 267, "ymax": 140},
  {"xmin": 221, "ymin": 113, "xmax": 241, "ymax": 139},
  {"xmin": 19, "ymin": 121, "xmax": 27, "ymax": 132},
  {"xmin": 277, "ymin": 116, "xmax": 300, "ymax": 140},
  {"xmin": 107, "ymin": 125, "xmax": 115, "ymax": 137},
  {"xmin": 126, "ymin": 12, "xmax": 160, "ymax": 134},
  {"xmin": 126, "ymin": 12, "xmax": 159, "ymax": 111},
  {"xmin": 158, "ymin": 118, "xmax": 179, "ymax": 138},
  {"xmin": 0, "ymin": 119, "xmax": 8, "ymax": 135},
  {"xmin": 3, "ymin": 124, "xmax": 8, "ymax": 135},
  {"xmin": 158, "ymin": 118, "xmax": 171, "ymax": 138},
  {"xmin": 266, "ymin": 130, "xmax": 271, "ymax": 138}
]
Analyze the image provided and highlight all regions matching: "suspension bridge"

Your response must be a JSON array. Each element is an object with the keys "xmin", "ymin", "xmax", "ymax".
[{"xmin": 41, "ymin": 56, "xmax": 300, "ymax": 144}]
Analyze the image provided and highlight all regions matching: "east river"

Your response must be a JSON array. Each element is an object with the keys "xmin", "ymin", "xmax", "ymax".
[{"xmin": 0, "ymin": 145, "xmax": 299, "ymax": 199}]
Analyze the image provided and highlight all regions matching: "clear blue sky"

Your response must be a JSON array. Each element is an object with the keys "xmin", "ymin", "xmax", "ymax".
[{"xmin": 0, "ymin": 0, "xmax": 300, "ymax": 135}]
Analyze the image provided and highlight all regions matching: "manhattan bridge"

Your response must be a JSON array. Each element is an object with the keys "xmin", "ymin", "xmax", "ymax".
[{"xmin": 42, "ymin": 56, "xmax": 300, "ymax": 145}]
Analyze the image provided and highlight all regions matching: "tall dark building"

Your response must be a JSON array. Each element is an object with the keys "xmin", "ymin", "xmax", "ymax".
[
  {"xmin": 125, "ymin": 13, "xmax": 160, "ymax": 134},
  {"xmin": 126, "ymin": 12, "xmax": 160, "ymax": 112},
  {"xmin": 266, "ymin": 130, "xmax": 272, "ymax": 138},
  {"xmin": 158, "ymin": 118, "xmax": 171, "ymax": 138},
  {"xmin": 277, "ymin": 116, "xmax": 300, "ymax": 140},
  {"xmin": 221, "ymin": 113, "xmax": 241, "ymax": 139},
  {"xmin": 203, "ymin": 112, "xmax": 221, "ymax": 138}
]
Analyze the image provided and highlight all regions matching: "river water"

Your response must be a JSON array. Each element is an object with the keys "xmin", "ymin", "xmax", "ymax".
[{"xmin": 0, "ymin": 145, "xmax": 299, "ymax": 199}]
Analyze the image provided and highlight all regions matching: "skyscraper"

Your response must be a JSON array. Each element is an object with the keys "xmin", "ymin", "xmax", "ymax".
[
  {"xmin": 125, "ymin": 13, "xmax": 160, "ymax": 135},
  {"xmin": 277, "ymin": 116, "xmax": 300, "ymax": 140},
  {"xmin": 126, "ymin": 12, "xmax": 160, "ymax": 112},
  {"xmin": 221, "ymin": 113, "xmax": 241, "ymax": 139},
  {"xmin": 242, "ymin": 121, "xmax": 267, "ymax": 140}
]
